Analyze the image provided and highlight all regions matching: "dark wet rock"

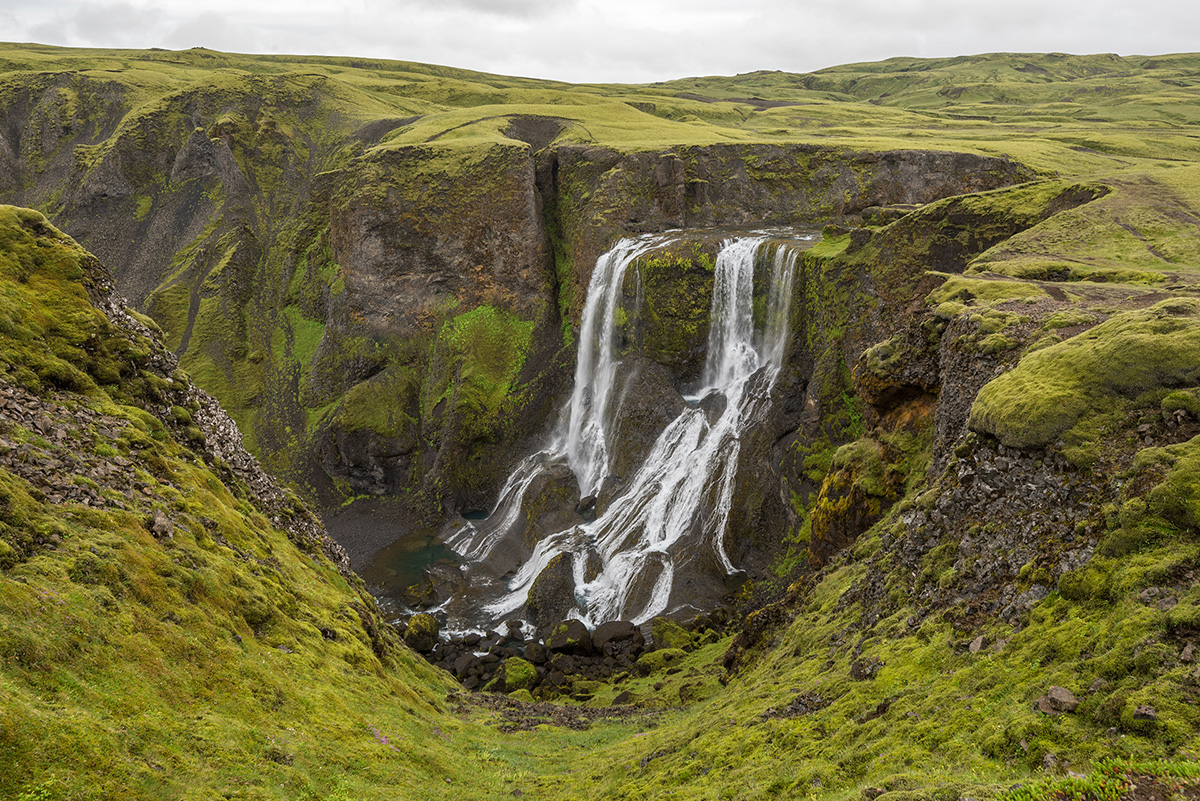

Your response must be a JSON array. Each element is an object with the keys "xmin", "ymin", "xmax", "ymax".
[
  {"xmin": 546, "ymin": 619, "xmax": 592, "ymax": 655},
  {"xmin": 514, "ymin": 462, "xmax": 583, "ymax": 551},
  {"xmin": 453, "ymin": 653, "xmax": 481, "ymax": 680},
  {"xmin": 608, "ymin": 356, "xmax": 689, "ymax": 483},
  {"xmin": 523, "ymin": 641, "xmax": 549, "ymax": 664},
  {"xmin": 526, "ymin": 554, "xmax": 577, "ymax": 629},
  {"xmin": 549, "ymin": 652, "xmax": 575, "ymax": 674},
  {"xmin": 592, "ymin": 620, "xmax": 640, "ymax": 651},
  {"xmin": 403, "ymin": 560, "xmax": 466, "ymax": 609}
]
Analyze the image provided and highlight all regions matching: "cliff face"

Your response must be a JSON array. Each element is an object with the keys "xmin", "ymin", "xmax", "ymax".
[
  {"xmin": 0, "ymin": 61, "xmax": 1034, "ymax": 550},
  {"xmin": 549, "ymin": 144, "xmax": 1031, "ymax": 305}
]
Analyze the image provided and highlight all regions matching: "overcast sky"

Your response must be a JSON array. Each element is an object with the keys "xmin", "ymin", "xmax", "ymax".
[{"xmin": 2, "ymin": 0, "xmax": 1196, "ymax": 83}]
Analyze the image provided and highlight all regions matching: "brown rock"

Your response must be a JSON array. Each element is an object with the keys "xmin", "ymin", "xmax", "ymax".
[
  {"xmin": 149, "ymin": 509, "xmax": 174, "ymax": 539},
  {"xmin": 1035, "ymin": 686, "xmax": 1078, "ymax": 715},
  {"xmin": 1132, "ymin": 705, "xmax": 1157, "ymax": 721}
]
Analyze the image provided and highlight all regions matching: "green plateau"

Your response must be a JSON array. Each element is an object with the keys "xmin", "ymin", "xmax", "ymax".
[{"xmin": 1, "ymin": 43, "xmax": 1200, "ymax": 799}]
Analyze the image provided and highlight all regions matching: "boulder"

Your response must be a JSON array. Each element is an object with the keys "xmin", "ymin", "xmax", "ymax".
[
  {"xmin": 546, "ymin": 619, "xmax": 592, "ymax": 655},
  {"xmin": 402, "ymin": 613, "xmax": 439, "ymax": 653},
  {"xmin": 148, "ymin": 509, "xmax": 174, "ymax": 539},
  {"xmin": 1035, "ymin": 686, "xmax": 1079, "ymax": 715},
  {"xmin": 1132, "ymin": 704, "xmax": 1157, "ymax": 721},
  {"xmin": 650, "ymin": 617, "xmax": 694, "ymax": 651},
  {"xmin": 523, "ymin": 641, "xmax": 549, "ymax": 664},
  {"xmin": 592, "ymin": 620, "xmax": 640, "ymax": 651},
  {"xmin": 635, "ymin": 647, "xmax": 686, "ymax": 676},
  {"xmin": 526, "ymin": 553, "xmax": 577, "ymax": 629},
  {"xmin": 484, "ymin": 657, "xmax": 538, "ymax": 694},
  {"xmin": 452, "ymin": 653, "xmax": 481, "ymax": 680}
]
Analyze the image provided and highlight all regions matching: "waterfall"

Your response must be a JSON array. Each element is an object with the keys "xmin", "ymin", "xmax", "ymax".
[{"xmin": 443, "ymin": 234, "xmax": 801, "ymax": 629}]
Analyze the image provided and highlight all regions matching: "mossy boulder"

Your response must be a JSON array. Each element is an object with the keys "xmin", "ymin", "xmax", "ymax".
[
  {"xmin": 484, "ymin": 657, "xmax": 537, "ymax": 694},
  {"xmin": 635, "ymin": 647, "xmax": 687, "ymax": 676},
  {"xmin": 808, "ymin": 438, "xmax": 901, "ymax": 567},
  {"xmin": 546, "ymin": 618, "xmax": 592, "ymax": 655},
  {"xmin": 402, "ymin": 613, "xmax": 439, "ymax": 653},
  {"xmin": 969, "ymin": 298, "xmax": 1200, "ymax": 461},
  {"xmin": 650, "ymin": 617, "xmax": 694, "ymax": 651}
]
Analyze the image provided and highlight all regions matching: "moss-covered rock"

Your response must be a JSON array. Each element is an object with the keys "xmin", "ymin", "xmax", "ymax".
[
  {"xmin": 969, "ymin": 298, "xmax": 1200, "ymax": 461},
  {"xmin": 484, "ymin": 657, "xmax": 537, "ymax": 694},
  {"xmin": 635, "ymin": 647, "xmax": 687, "ymax": 676},
  {"xmin": 650, "ymin": 617, "xmax": 695, "ymax": 651},
  {"xmin": 402, "ymin": 612, "xmax": 439, "ymax": 653}
]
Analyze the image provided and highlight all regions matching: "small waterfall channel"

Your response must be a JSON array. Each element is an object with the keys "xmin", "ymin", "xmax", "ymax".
[{"xmin": 439, "ymin": 232, "xmax": 807, "ymax": 630}]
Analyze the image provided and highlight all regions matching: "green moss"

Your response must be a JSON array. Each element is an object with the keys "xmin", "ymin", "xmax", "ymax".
[
  {"xmin": 635, "ymin": 648, "xmax": 687, "ymax": 675},
  {"xmin": 970, "ymin": 298, "xmax": 1200, "ymax": 455},
  {"xmin": 424, "ymin": 304, "xmax": 535, "ymax": 448},
  {"xmin": 650, "ymin": 617, "xmax": 694, "ymax": 651},
  {"xmin": 333, "ymin": 364, "xmax": 419, "ymax": 439},
  {"xmin": 485, "ymin": 657, "xmax": 537, "ymax": 694},
  {"xmin": 929, "ymin": 275, "xmax": 1047, "ymax": 306}
]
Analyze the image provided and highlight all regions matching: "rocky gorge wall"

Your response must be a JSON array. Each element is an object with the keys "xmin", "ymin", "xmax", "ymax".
[{"xmin": 0, "ymin": 65, "xmax": 1037, "ymax": 565}]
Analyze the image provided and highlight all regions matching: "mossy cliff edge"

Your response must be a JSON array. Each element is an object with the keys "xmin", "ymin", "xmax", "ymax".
[{"xmin": 0, "ymin": 206, "xmax": 486, "ymax": 798}]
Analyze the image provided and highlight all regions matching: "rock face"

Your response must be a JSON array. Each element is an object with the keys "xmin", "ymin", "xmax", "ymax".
[
  {"xmin": 0, "ymin": 60, "xmax": 1048, "ymax": 629},
  {"xmin": 331, "ymin": 144, "xmax": 551, "ymax": 333}
]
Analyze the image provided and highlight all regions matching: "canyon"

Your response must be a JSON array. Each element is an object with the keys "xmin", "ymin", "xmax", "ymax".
[{"xmin": 1, "ymin": 45, "xmax": 1199, "ymax": 799}]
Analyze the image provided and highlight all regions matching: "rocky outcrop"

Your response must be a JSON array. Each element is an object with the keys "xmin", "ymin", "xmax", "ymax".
[
  {"xmin": 330, "ymin": 143, "xmax": 552, "ymax": 334},
  {"xmin": 417, "ymin": 612, "xmax": 723, "ymax": 701}
]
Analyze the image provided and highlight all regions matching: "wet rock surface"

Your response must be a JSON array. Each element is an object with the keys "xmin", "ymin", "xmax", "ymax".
[{"xmin": 409, "ymin": 612, "xmax": 728, "ymax": 702}]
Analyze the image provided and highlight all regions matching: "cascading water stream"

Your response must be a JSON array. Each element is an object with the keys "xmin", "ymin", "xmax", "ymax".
[{"xmin": 443, "ymin": 233, "xmax": 801, "ymax": 629}]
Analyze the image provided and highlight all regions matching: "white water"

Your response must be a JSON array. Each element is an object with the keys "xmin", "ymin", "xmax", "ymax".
[{"xmin": 444, "ymin": 234, "xmax": 800, "ymax": 627}]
